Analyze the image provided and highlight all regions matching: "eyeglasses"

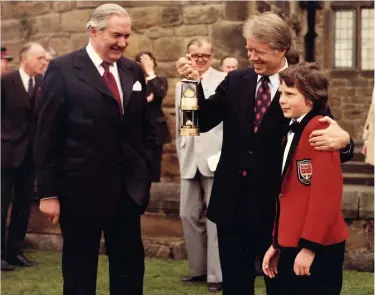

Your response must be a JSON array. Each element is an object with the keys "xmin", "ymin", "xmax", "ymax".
[{"xmin": 190, "ymin": 54, "xmax": 212, "ymax": 61}]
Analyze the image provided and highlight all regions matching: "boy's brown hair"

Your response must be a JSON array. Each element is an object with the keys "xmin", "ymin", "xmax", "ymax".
[{"xmin": 279, "ymin": 62, "xmax": 329, "ymax": 112}]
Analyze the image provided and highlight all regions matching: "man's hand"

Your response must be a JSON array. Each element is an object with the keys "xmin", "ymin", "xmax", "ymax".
[
  {"xmin": 294, "ymin": 248, "xmax": 315, "ymax": 276},
  {"xmin": 262, "ymin": 245, "xmax": 280, "ymax": 279},
  {"xmin": 176, "ymin": 54, "xmax": 200, "ymax": 81},
  {"xmin": 39, "ymin": 198, "xmax": 60, "ymax": 224},
  {"xmin": 147, "ymin": 93, "xmax": 154, "ymax": 103},
  {"xmin": 309, "ymin": 116, "xmax": 350, "ymax": 151}
]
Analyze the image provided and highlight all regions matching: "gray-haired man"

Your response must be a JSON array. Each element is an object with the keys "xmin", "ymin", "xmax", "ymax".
[
  {"xmin": 35, "ymin": 4, "xmax": 157, "ymax": 294},
  {"xmin": 176, "ymin": 12, "xmax": 353, "ymax": 295}
]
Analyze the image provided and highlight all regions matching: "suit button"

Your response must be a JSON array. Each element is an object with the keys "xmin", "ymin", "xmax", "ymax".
[
  {"xmin": 118, "ymin": 159, "xmax": 122, "ymax": 164},
  {"xmin": 278, "ymin": 193, "xmax": 284, "ymax": 198}
]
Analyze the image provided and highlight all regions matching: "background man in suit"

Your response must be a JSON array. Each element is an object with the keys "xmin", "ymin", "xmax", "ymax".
[
  {"xmin": 1, "ymin": 46, "xmax": 14, "ymax": 76},
  {"xmin": 220, "ymin": 56, "xmax": 239, "ymax": 73},
  {"xmin": 176, "ymin": 12, "xmax": 353, "ymax": 295},
  {"xmin": 34, "ymin": 4, "xmax": 156, "ymax": 295},
  {"xmin": 175, "ymin": 38, "xmax": 226, "ymax": 293},
  {"xmin": 1, "ymin": 42, "xmax": 46, "ymax": 271}
]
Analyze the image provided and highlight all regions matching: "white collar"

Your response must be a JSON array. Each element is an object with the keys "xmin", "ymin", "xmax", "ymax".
[
  {"xmin": 201, "ymin": 67, "xmax": 213, "ymax": 80},
  {"xmin": 86, "ymin": 41, "xmax": 118, "ymax": 69},
  {"xmin": 290, "ymin": 112, "xmax": 308, "ymax": 125},
  {"xmin": 19, "ymin": 66, "xmax": 33, "ymax": 81},
  {"xmin": 257, "ymin": 58, "xmax": 289, "ymax": 87}
]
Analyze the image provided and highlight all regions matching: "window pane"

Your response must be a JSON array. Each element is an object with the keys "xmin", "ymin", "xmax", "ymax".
[
  {"xmin": 334, "ymin": 10, "xmax": 355, "ymax": 68},
  {"xmin": 361, "ymin": 8, "xmax": 374, "ymax": 70}
]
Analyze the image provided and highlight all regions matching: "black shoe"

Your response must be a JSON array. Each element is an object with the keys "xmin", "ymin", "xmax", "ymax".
[
  {"xmin": 180, "ymin": 275, "xmax": 207, "ymax": 283},
  {"xmin": 208, "ymin": 282, "xmax": 223, "ymax": 292},
  {"xmin": 6, "ymin": 254, "xmax": 37, "ymax": 267},
  {"xmin": 1, "ymin": 259, "xmax": 15, "ymax": 271}
]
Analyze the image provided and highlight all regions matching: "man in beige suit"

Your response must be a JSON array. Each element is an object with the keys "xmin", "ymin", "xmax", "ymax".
[{"xmin": 175, "ymin": 38, "xmax": 226, "ymax": 293}]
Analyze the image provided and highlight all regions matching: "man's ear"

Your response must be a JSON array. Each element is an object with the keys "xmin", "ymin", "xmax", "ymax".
[
  {"xmin": 277, "ymin": 49, "xmax": 287, "ymax": 58},
  {"xmin": 89, "ymin": 26, "xmax": 98, "ymax": 38}
]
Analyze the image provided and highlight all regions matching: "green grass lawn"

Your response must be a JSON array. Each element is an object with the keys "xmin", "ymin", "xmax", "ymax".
[{"xmin": 1, "ymin": 250, "xmax": 373, "ymax": 295}]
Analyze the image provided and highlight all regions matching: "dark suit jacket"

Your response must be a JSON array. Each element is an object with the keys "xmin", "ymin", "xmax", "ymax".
[
  {"xmin": 34, "ymin": 48, "xmax": 157, "ymax": 217},
  {"xmin": 1, "ymin": 70, "xmax": 43, "ymax": 168},
  {"xmin": 146, "ymin": 76, "xmax": 171, "ymax": 146},
  {"xmin": 196, "ymin": 67, "xmax": 353, "ymax": 244}
]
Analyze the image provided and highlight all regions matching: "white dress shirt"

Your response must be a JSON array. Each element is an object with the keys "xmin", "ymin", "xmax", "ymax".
[
  {"xmin": 256, "ymin": 58, "xmax": 288, "ymax": 101},
  {"xmin": 86, "ymin": 42, "xmax": 124, "ymax": 111},
  {"xmin": 19, "ymin": 67, "xmax": 35, "ymax": 93},
  {"xmin": 281, "ymin": 113, "xmax": 308, "ymax": 174}
]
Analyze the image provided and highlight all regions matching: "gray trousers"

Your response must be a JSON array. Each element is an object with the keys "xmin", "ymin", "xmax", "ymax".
[{"xmin": 180, "ymin": 172, "xmax": 222, "ymax": 283}]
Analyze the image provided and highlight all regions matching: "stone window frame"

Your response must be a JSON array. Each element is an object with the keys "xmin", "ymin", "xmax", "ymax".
[{"xmin": 324, "ymin": 1, "xmax": 374, "ymax": 79}]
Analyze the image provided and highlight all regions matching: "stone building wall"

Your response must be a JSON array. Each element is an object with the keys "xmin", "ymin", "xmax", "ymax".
[
  {"xmin": 1, "ymin": 1, "xmax": 373, "ymax": 180},
  {"xmin": 1, "ymin": 0, "xmax": 306, "ymax": 182}
]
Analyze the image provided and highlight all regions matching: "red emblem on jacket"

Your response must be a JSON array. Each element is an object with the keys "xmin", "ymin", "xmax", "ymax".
[{"xmin": 296, "ymin": 159, "xmax": 312, "ymax": 186}]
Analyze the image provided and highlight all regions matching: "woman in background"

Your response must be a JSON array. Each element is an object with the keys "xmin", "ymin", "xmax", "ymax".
[{"xmin": 136, "ymin": 51, "xmax": 172, "ymax": 182}]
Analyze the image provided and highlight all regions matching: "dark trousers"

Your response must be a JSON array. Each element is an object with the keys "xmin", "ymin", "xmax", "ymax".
[
  {"xmin": 1, "ymin": 153, "xmax": 34, "ymax": 259},
  {"xmin": 276, "ymin": 242, "xmax": 345, "ymax": 295},
  {"xmin": 150, "ymin": 145, "xmax": 162, "ymax": 182},
  {"xmin": 217, "ymin": 223, "xmax": 278, "ymax": 295},
  {"xmin": 59, "ymin": 196, "xmax": 145, "ymax": 295}
]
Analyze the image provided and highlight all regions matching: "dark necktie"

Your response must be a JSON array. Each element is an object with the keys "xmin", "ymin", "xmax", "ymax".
[
  {"xmin": 101, "ymin": 62, "xmax": 123, "ymax": 116},
  {"xmin": 282, "ymin": 121, "xmax": 300, "ymax": 153},
  {"xmin": 28, "ymin": 77, "xmax": 34, "ymax": 97},
  {"xmin": 253, "ymin": 76, "xmax": 271, "ymax": 133},
  {"xmin": 285, "ymin": 121, "xmax": 301, "ymax": 134}
]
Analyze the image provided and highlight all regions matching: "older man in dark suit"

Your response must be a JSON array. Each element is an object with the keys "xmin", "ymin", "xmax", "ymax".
[
  {"xmin": 34, "ymin": 4, "xmax": 157, "ymax": 295},
  {"xmin": 177, "ymin": 12, "xmax": 353, "ymax": 295},
  {"xmin": 1, "ymin": 42, "xmax": 46, "ymax": 271}
]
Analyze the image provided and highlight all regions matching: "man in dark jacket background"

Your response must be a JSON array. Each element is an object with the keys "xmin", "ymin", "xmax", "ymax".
[{"xmin": 1, "ymin": 42, "xmax": 46, "ymax": 271}]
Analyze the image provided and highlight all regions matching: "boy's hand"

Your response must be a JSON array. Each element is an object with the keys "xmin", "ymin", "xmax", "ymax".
[
  {"xmin": 294, "ymin": 248, "xmax": 315, "ymax": 276},
  {"xmin": 262, "ymin": 245, "xmax": 280, "ymax": 278}
]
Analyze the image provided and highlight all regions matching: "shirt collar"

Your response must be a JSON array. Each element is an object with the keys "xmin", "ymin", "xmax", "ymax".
[
  {"xmin": 201, "ymin": 67, "xmax": 213, "ymax": 80},
  {"xmin": 290, "ymin": 112, "xmax": 308, "ymax": 125},
  {"xmin": 86, "ymin": 41, "xmax": 104, "ymax": 69},
  {"xmin": 257, "ymin": 58, "xmax": 289, "ymax": 88},
  {"xmin": 86, "ymin": 41, "xmax": 118, "ymax": 71},
  {"xmin": 19, "ymin": 66, "xmax": 33, "ymax": 81}
]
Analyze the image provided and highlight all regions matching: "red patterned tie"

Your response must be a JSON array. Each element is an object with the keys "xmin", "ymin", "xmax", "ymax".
[
  {"xmin": 102, "ymin": 62, "xmax": 123, "ymax": 116},
  {"xmin": 253, "ymin": 76, "xmax": 271, "ymax": 133}
]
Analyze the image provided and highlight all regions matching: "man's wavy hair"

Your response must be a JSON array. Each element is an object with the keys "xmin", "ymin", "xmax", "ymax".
[{"xmin": 279, "ymin": 62, "xmax": 329, "ymax": 112}]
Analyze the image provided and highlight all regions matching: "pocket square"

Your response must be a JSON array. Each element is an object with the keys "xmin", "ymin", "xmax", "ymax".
[{"xmin": 132, "ymin": 81, "xmax": 142, "ymax": 91}]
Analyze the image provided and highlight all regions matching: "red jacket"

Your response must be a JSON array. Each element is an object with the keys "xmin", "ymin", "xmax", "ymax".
[{"xmin": 273, "ymin": 114, "xmax": 349, "ymax": 251}]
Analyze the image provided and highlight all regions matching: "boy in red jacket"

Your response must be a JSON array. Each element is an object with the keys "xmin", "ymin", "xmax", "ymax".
[{"xmin": 262, "ymin": 62, "xmax": 349, "ymax": 295}]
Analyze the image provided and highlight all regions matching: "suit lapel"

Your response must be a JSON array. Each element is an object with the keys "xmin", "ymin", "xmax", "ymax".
[
  {"xmin": 239, "ymin": 69, "xmax": 257, "ymax": 138},
  {"xmin": 117, "ymin": 58, "xmax": 134, "ymax": 111},
  {"xmin": 280, "ymin": 129, "xmax": 300, "ymax": 182},
  {"xmin": 13, "ymin": 71, "xmax": 31, "ymax": 109},
  {"xmin": 280, "ymin": 110, "xmax": 321, "ymax": 183},
  {"xmin": 75, "ymin": 48, "xmax": 115, "ymax": 100}
]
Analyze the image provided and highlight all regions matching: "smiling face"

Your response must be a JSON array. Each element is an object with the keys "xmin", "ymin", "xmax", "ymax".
[
  {"xmin": 246, "ymin": 37, "xmax": 286, "ymax": 76},
  {"xmin": 279, "ymin": 81, "xmax": 313, "ymax": 119},
  {"xmin": 188, "ymin": 42, "xmax": 213, "ymax": 75},
  {"xmin": 90, "ymin": 14, "xmax": 131, "ymax": 63}
]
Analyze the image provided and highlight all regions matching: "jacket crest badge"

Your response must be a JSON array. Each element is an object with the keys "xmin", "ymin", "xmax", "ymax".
[{"xmin": 296, "ymin": 159, "xmax": 312, "ymax": 186}]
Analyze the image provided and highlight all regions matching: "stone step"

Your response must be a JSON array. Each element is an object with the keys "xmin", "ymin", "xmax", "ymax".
[
  {"xmin": 343, "ymin": 173, "xmax": 374, "ymax": 186},
  {"xmin": 342, "ymin": 161, "xmax": 374, "ymax": 175}
]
